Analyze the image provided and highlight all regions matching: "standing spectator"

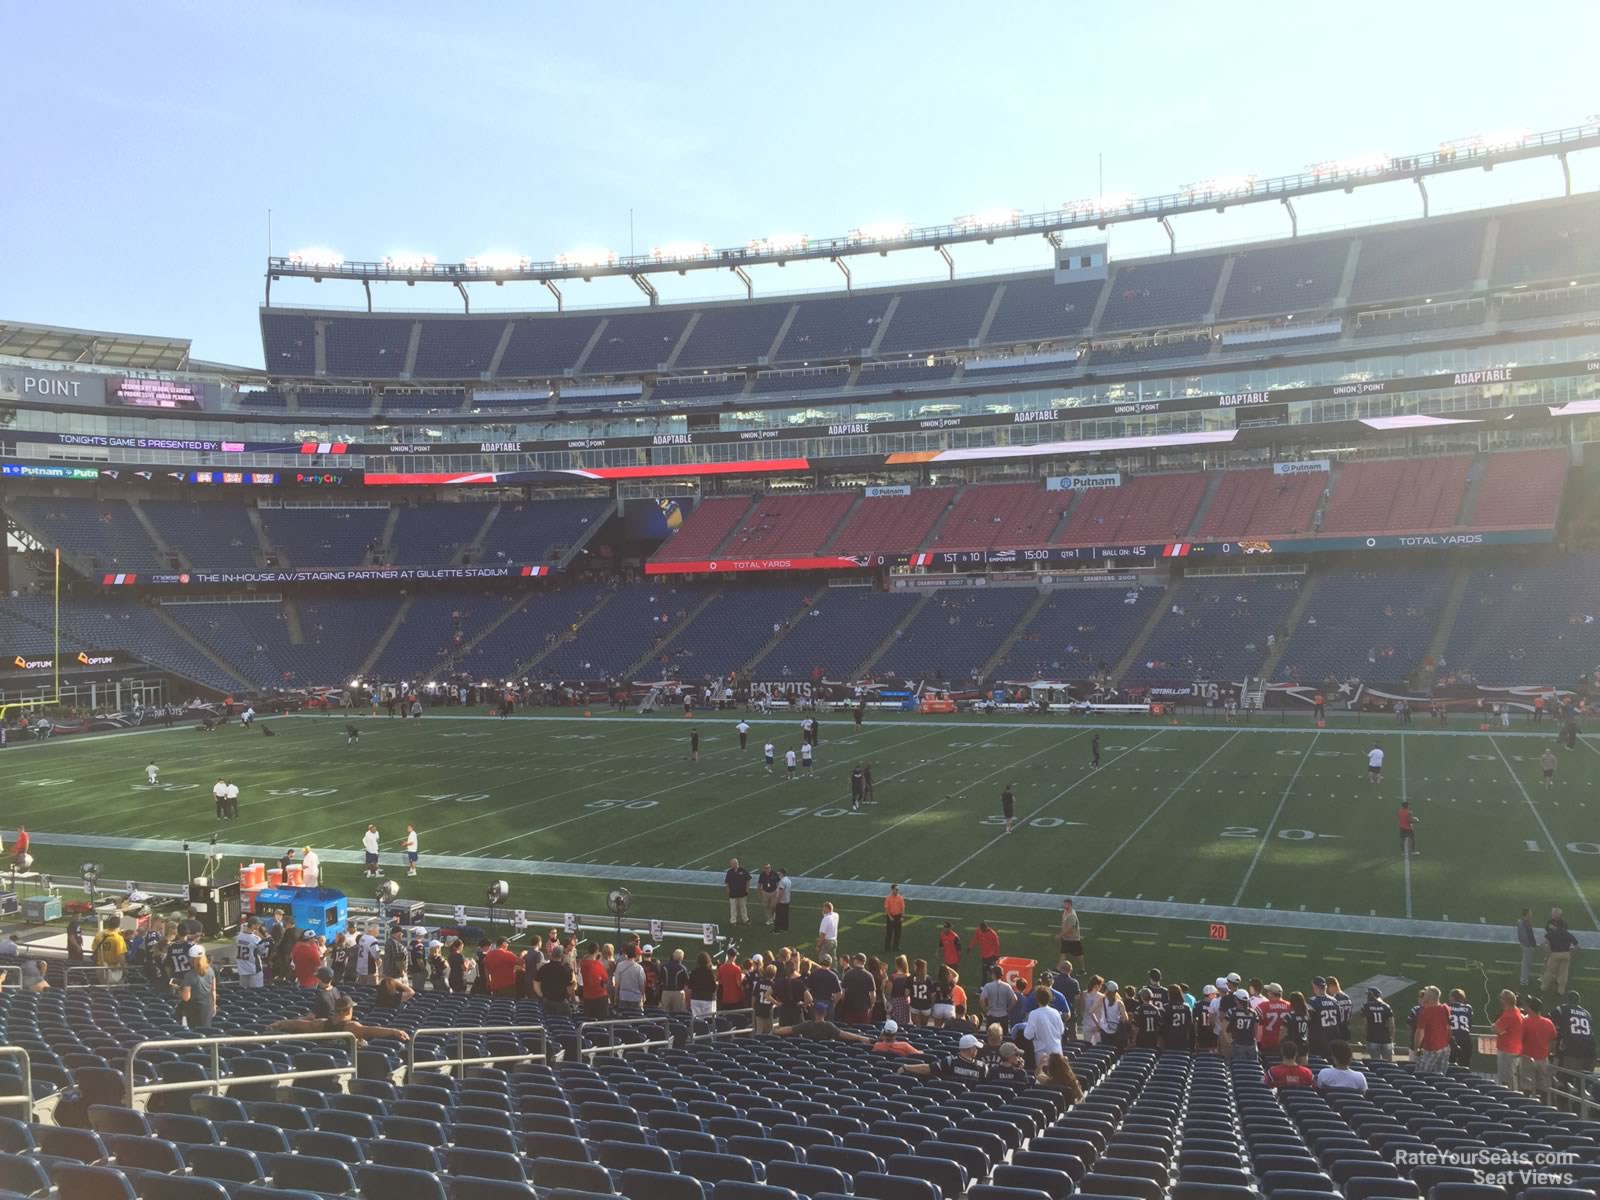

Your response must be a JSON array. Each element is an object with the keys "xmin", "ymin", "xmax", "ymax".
[
  {"xmin": 660, "ymin": 948, "xmax": 689, "ymax": 1014},
  {"xmin": 688, "ymin": 952, "xmax": 719, "ymax": 1020},
  {"xmin": 1058, "ymin": 899, "xmax": 1084, "ymax": 970},
  {"xmin": 808, "ymin": 955, "xmax": 842, "ymax": 1021},
  {"xmin": 533, "ymin": 946, "xmax": 576, "ymax": 1013},
  {"xmin": 757, "ymin": 864, "xmax": 781, "ymax": 927},
  {"xmin": 1362, "ymin": 988, "xmax": 1396, "ymax": 1060},
  {"xmin": 91, "ymin": 917, "xmax": 127, "ymax": 985},
  {"xmin": 888, "ymin": 956, "xmax": 912, "ymax": 1026},
  {"xmin": 578, "ymin": 943, "xmax": 610, "ymax": 1020},
  {"xmin": 482, "ymin": 938, "xmax": 521, "ymax": 997},
  {"xmin": 1096, "ymin": 981, "xmax": 1127, "ymax": 1047},
  {"xmin": 937, "ymin": 922, "xmax": 961, "ymax": 973},
  {"xmin": 716, "ymin": 953, "xmax": 746, "ymax": 1012},
  {"xmin": 1024, "ymin": 985, "xmax": 1066, "ymax": 1062},
  {"xmin": 1544, "ymin": 912, "xmax": 1579, "ymax": 994},
  {"xmin": 883, "ymin": 884, "xmax": 905, "ymax": 953},
  {"xmin": 1258, "ymin": 982, "xmax": 1292, "ymax": 1055},
  {"xmin": 178, "ymin": 945, "xmax": 216, "ymax": 1029},
  {"xmin": 774, "ymin": 870, "xmax": 792, "ymax": 934},
  {"xmin": 816, "ymin": 903, "xmax": 839, "ymax": 960},
  {"xmin": 1521, "ymin": 996, "xmax": 1557, "ymax": 1099},
  {"xmin": 725, "ymin": 859, "xmax": 752, "ymax": 927},
  {"xmin": 969, "ymin": 921, "xmax": 1001, "ymax": 977},
  {"xmin": 613, "ymin": 945, "xmax": 646, "ymax": 1016},
  {"xmin": 290, "ymin": 929, "xmax": 323, "ymax": 989},
  {"xmin": 1411, "ymin": 986, "xmax": 1452, "ymax": 1074},
  {"xmin": 1055, "ymin": 963, "xmax": 1081, "ymax": 1039},
  {"xmin": 1447, "ymin": 988, "xmax": 1475, "ymax": 1067},
  {"xmin": 838, "ymin": 954, "xmax": 876, "ymax": 1025},
  {"xmin": 1518, "ymin": 909, "xmax": 1538, "ymax": 987},
  {"xmin": 750, "ymin": 963, "xmax": 776, "ymax": 1033},
  {"xmin": 446, "ymin": 938, "xmax": 467, "ymax": 994},
  {"xmin": 930, "ymin": 966, "xmax": 959, "ymax": 1028},
  {"xmin": 980, "ymin": 966, "xmax": 1016, "ymax": 1026},
  {"xmin": 1552, "ymin": 990, "xmax": 1596, "ymax": 1090},
  {"xmin": 1080, "ymin": 976, "xmax": 1106, "ymax": 1045}
]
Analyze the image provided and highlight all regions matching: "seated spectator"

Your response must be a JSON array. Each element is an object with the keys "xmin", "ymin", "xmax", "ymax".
[
  {"xmin": 1036, "ymin": 1051, "xmax": 1085, "ymax": 1100},
  {"xmin": 1315, "ymin": 1040, "xmax": 1369, "ymax": 1091},
  {"xmin": 1263, "ymin": 1040, "xmax": 1316, "ymax": 1088}
]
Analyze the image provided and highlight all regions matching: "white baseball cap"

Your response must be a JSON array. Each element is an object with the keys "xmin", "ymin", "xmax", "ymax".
[
  {"xmin": 1203, "ymin": 984, "xmax": 1218, "ymax": 996},
  {"xmin": 750, "ymin": 954, "xmax": 764, "ymax": 964},
  {"xmin": 882, "ymin": 1020, "xmax": 899, "ymax": 1034},
  {"xmin": 1226, "ymin": 972, "xmax": 1242, "ymax": 985},
  {"xmin": 189, "ymin": 945, "xmax": 207, "ymax": 959},
  {"xmin": 958, "ymin": 1034, "xmax": 982, "ymax": 1050}
]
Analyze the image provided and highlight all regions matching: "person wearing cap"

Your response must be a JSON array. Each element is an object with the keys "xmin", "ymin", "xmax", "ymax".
[
  {"xmin": 235, "ymin": 917, "xmax": 266, "ymax": 991},
  {"xmin": 1196, "ymin": 984, "xmax": 1220, "ymax": 1051},
  {"xmin": 177, "ymin": 944, "xmax": 216, "ymax": 1028},
  {"xmin": 305, "ymin": 966, "xmax": 343, "ymax": 1018},
  {"xmin": 749, "ymin": 961, "xmax": 777, "ymax": 1033},
  {"xmin": 871, "ymin": 1019, "xmax": 919, "ymax": 1056},
  {"xmin": 992, "ymin": 1042, "xmax": 1030, "ymax": 1085},
  {"xmin": 1130, "ymin": 987, "xmax": 1163, "ymax": 1049},
  {"xmin": 289, "ymin": 926, "xmax": 323, "ymax": 989},
  {"xmin": 899, "ymin": 1032, "xmax": 990, "ymax": 1081},
  {"xmin": 1095, "ymin": 981, "xmax": 1127, "ymax": 1048}
]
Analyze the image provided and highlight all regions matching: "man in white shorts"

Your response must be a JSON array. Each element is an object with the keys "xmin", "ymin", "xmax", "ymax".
[{"xmin": 1366, "ymin": 743, "xmax": 1384, "ymax": 785}]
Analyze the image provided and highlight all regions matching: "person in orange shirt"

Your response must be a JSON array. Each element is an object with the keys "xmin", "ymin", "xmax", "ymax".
[
  {"xmin": 883, "ymin": 885, "xmax": 905, "ymax": 954},
  {"xmin": 871, "ymin": 1019, "xmax": 919, "ymax": 1055},
  {"xmin": 937, "ymin": 922, "xmax": 961, "ymax": 970},
  {"xmin": 1493, "ymin": 988, "xmax": 1524, "ymax": 1088},
  {"xmin": 716, "ymin": 955, "xmax": 746, "ymax": 1011},
  {"xmin": 1520, "ymin": 995, "xmax": 1557, "ymax": 1100},
  {"xmin": 969, "ymin": 921, "xmax": 1001, "ymax": 977}
]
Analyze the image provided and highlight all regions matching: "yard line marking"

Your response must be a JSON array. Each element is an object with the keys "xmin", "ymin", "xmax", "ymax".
[
  {"xmin": 1076, "ymin": 730, "xmax": 1243, "ymax": 895},
  {"xmin": 1402, "ymin": 732, "xmax": 1413, "ymax": 919},
  {"xmin": 1490, "ymin": 735, "xmax": 1599, "ymax": 929},
  {"xmin": 801, "ymin": 732, "xmax": 1086, "ymax": 875},
  {"xmin": 1232, "ymin": 730, "xmax": 1320, "ymax": 906},
  {"xmin": 929, "ymin": 730, "xmax": 1168, "ymax": 886}
]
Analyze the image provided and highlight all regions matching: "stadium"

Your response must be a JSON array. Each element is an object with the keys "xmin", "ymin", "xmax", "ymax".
[{"xmin": 4, "ymin": 43, "xmax": 1600, "ymax": 1195}]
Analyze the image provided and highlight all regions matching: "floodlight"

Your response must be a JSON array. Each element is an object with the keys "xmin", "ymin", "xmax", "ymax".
[
  {"xmin": 955, "ymin": 208, "xmax": 1021, "ymax": 231},
  {"xmin": 287, "ymin": 248, "xmax": 344, "ymax": 268},
  {"xmin": 850, "ymin": 221, "xmax": 911, "ymax": 242},
  {"xmin": 384, "ymin": 252, "xmax": 437, "ymax": 272},
  {"xmin": 650, "ymin": 241, "xmax": 711, "ymax": 262},
  {"xmin": 375, "ymin": 879, "xmax": 399, "ymax": 902},
  {"xmin": 558, "ymin": 247, "xmax": 618, "ymax": 269},
  {"xmin": 466, "ymin": 252, "xmax": 530, "ymax": 272},
  {"xmin": 487, "ymin": 880, "xmax": 509, "ymax": 905}
]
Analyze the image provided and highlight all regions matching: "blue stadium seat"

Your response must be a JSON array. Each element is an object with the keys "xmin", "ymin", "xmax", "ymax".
[
  {"xmin": 968, "ymin": 1187, "xmax": 1057, "ymax": 1200},
  {"xmin": 854, "ymin": 1173, "xmax": 943, "ymax": 1200},
  {"xmin": 765, "ymin": 1161, "xmax": 853, "ymax": 1197},
  {"xmin": 132, "ymin": 1175, "xmax": 229, "ymax": 1200},
  {"xmin": 188, "ymin": 1098, "xmax": 246, "ymax": 1125},
  {"xmin": 656, "ymin": 1130, "xmax": 720, "ymax": 1155},
  {"xmin": 1013, "ymin": 1151, "xmax": 1086, "ymax": 1181},
  {"xmin": 383, "ymin": 1117, "xmax": 448, "ymax": 1145},
  {"xmin": 370, "ymin": 1140, "xmax": 442, "ymax": 1172},
  {"xmin": 292, "ymin": 1129, "xmax": 364, "ymax": 1161},
  {"xmin": 595, "ymin": 1144, "xmax": 673, "ymax": 1174},
  {"xmin": 522, "ymin": 1132, "xmax": 592, "ymax": 1162},
  {"xmin": 87, "ymin": 1108, "xmax": 149, "ymax": 1138},
  {"xmin": 35, "ymin": 1128, "xmax": 108, "ymax": 1165},
  {"xmin": 449, "ymin": 1125, "xmax": 517, "ymax": 1154},
  {"xmin": 328, "ymin": 1094, "xmax": 388, "ymax": 1118},
  {"xmin": 243, "ymin": 1102, "xmax": 312, "ymax": 1132},
  {"xmin": 147, "ymin": 1116, "xmax": 216, "ymax": 1148},
  {"xmin": 102, "ymin": 1136, "xmax": 186, "ymax": 1174},
  {"xmin": 357, "ymin": 1163, "xmax": 449, "ymax": 1200},
  {"xmin": 445, "ymin": 1149, "xmax": 528, "ymax": 1182},
  {"xmin": 313, "ymin": 1108, "xmax": 380, "ymax": 1140},
  {"xmin": 587, "ymin": 1121, "xmax": 650, "ymax": 1146},
  {"xmin": 185, "ymin": 1146, "xmax": 264, "ymax": 1185},
  {"xmin": 726, "ymin": 1138, "xmax": 800, "ymax": 1167},
  {"xmin": 54, "ymin": 1165, "xmax": 136, "ymax": 1200},
  {"xmin": 0, "ymin": 1155, "xmax": 51, "ymax": 1198},
  {"xmin": 529, "ymin": 1160, "xmax": 614, "ymax": 1194},
  {"xmin": 809, "ymin": 1145, "xmax": 884, "ymax": 1182},
  {"xmin": 617, "ymin": 1170, "xmax": 706, "ymax": 1200},
  {"xmin": 270, "ymin": 1153, "xmax": 356, "ymax": 1194},
  {"xmin": 212, "ymin": 1122, "xmax": 285, "ymax": 1155},
  {"xmin": 711, "ymin": 1185, "xmax": 800, "ymax": 1200},
  {"xmin": 678, "ymin": 1152, "xmax": 762, "ymax": 1186},
  {"xmin": 445, "ymin": 1179, "xmax": 538, "ymax": 1200},
  {"xmin": 0, "ymin": 1121, "xmax": 33, "ymax": 1155}
]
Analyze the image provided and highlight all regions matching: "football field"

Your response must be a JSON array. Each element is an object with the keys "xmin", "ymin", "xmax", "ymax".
[{"xmin": 7, "ymin": 708, "xmax": 1598, "ymax": 1002}]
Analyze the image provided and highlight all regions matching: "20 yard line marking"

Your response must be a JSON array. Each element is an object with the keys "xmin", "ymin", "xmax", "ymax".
[
  {"xmin": 1232, "ymin": 730, "xmax": 1320, "ymax": 906},
  {"xmin": 1490, "ymin": 735, "xmax": 1600, "ymax": 929}
]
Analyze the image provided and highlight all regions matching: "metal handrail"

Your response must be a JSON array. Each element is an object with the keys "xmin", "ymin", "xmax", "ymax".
[
  {"xmin": 125, "ymin": 1031, "xmax": 360, "ymax": 1108},
  {"xmin": 0, "ymin": 1047, "xmax": 32, "ymax": 1118},
  {"xmin": 577, "ymin": 1016, "xmax": 675, "ymax": 1060},
  {"xmin": 405, "ymin": 1023, "xmax": 546, "ymax": 1082},
  {"xmin": 1546, "ymin": 1061, "xmax": 1598, "ymax": 1119}
]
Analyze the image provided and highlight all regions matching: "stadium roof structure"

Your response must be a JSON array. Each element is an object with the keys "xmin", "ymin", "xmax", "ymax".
[
  {"xmin": 266, "ymin": 121, "xmax": 1600, "ymax": 311},
  {"xmin": 0, "ymin": 319, "xmax": 192, "ymax": 372}
]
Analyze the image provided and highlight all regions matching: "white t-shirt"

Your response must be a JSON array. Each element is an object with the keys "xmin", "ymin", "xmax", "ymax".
[
  {"xmin": 736, "ymin": 722, "xmax": 750, "ymax": 736},
  {"xmin": 234, "ymin": 932, "xmax": 261, "ymax": 976},
  {"xmin": 362, "ymin": 830, "xmax": 380, "ymax": 855},
  {"xmin": 225, "ymin": 784, "xmax": 239, "ymax": 802},
  {"xmin": 1025, "ymin": 1004, "xmax": 1066, "ymax": 1058},
  {"xmin": 819, "ymin": 911, "xmax": 839, "ymax": 941},
  {"xmin": 355, "ymin": 934, "xmax": 379, "ymax": 975},
  {"xmin": 1316, "ymin": 1066, "xmax": 1368, "ymax": 1091},
  {"xmin": 147, "ymin": 765, "xmax": 159, "ymax": 783},
  {"xmin": 213, "ymin": 782, "xmax": 226, "ymax": 800},
  {"xmin": 801, "ymin": 744, "xmax": 813, "ymax": 762},
  {"xmin": 301, "ymin": 851, "xmax": 320, "ymax": 887},
  {"xmin": 404, "ymin": 830, "xmax": 418, "ymax": 853},
  {"xmin": 764, "ymin": 743, "xmax": 775, "ymax": 758},
  {"xmin": 785, "ymin": 750, "xmax": 797, "ymax": 769},
  {"xmin": 1368, "ymin": 748, "xmax": 1385, "ymax": 769}
]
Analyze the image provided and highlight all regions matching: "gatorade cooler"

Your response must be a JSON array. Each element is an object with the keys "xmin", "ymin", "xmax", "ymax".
[
  {"xmin": 286, "ymin": 864, "xmax": 305, "ymax": 886},
  {"xmin": 267, "ymin": 868, "xmax": 283, "ymax": 888},
  {"xmin": 999, "ymin": 957, "xmax": 1037, "ymax": 991}
]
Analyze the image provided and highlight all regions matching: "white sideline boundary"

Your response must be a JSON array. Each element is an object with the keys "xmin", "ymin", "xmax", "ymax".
[{"xmin": 10, "ymin": 829, "xmax": 1522, "ymax": 946}]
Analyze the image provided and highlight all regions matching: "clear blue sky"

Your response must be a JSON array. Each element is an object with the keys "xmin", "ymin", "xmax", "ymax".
[{"xmin": 1, "ymin": 1, "xmax": 1594, "ymax": 369}]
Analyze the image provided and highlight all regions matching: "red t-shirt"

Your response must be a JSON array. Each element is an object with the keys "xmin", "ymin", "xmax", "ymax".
[
  {"xmin": 972, "ymin": 927, "xmax": 1000, "ymax": 960},
  {"xmin": 290, "ymin": 940, "xmax": 323, "ymax": 988},
  {"xmin": 938, "ymin": 930, "xmax": 961, "ymax": 966},
  {"xmin": 579, "ymin": 958, "xmax": 610, "ymax": 1001},
  {"xmin": 1258, "ymin": 998, "xmax": 1292, "ymax": 1049},
  {"xmin": 1263, "ymin": 1063, "xmax": 1315, "ymax": 1089},
  {"xmin": 483, "ymin": 947, "xmax": 521, "ymax": 995},
  {"xmin": 1495, "ymin": 1007, "xmax": 1524, "ymax": 1055},
  {"xmin": 1398, "ymin": 808, "xmax": 1415, "ymax": 831},
  {"xmin": 716, "ymin": 961, "xmax": 745, "ymax": 1006},
  {"xmin": 1522, "ymin": 1014, "xmax": 1556, "ymax": 1060},
  {"xmin": 1415, "ymin": 1003, "xmax": 1451, "ymax": 1051}
]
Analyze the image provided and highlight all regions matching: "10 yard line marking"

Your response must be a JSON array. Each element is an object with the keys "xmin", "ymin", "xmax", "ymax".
[
  {"xmin": 1491, "ymin": 735, "xmax": 1600, "ymax": 929},
  {"xmin": 1077, "ymin": 729, "xmax": 1244, "ymax": 895},
  {"xmin": 1402, "ymin": 732, "xmax": 1412, "ymax": 919},
  {"xmin": 1232, "ymin": 730, "xmax": 1321, "ymax": 906}
]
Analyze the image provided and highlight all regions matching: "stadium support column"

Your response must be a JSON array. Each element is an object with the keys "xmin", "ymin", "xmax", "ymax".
[
  {"xmin": 831, "ymin": 258, "xmax": 851, "ymax": 294},
  {"xmin": 631, "ymin": 274, "xmax": 659, "ymax": 306},
  {"xmin": 934, "ymin": 244, "xmax": 954, "ymax": 281},
  {"xmin": 732, "ymin": 265, "xmax": 753, "ymax": 300},
  {"xmin": 1414, "ymin": 176, "xmax": 1430, "ymax": 218},
  {"xmin": 455, "ymin": 282, "xmax": 470, "ymax": 314},
  {"xmin": 1159, "ymin": 216, "xmax": 1175, "ymax": 254},
  {"xmin": 1560, "ymin": 151, "xmax": 1572, "ymax": 196},
  {"xmin": 362, "ymin": 280, "xmax": 373, "ymax": 313},
  {"xmin": 1282, "ymin": 197, "xmax": 1298, "ymax": 237},
  {"xmin": 542, "ymin": 279, "xmax": 564, "ymax": 312}
]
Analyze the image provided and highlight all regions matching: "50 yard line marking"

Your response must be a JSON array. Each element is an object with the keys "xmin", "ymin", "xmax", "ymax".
[
  {"xmin": 1402, "ymin": 732, "xmax": 1412, "ymax": 919},
  {"xmin": 1232, "ymin": 730, "xmax": 1320, "ymax": 906},
  {"xmin": 1491, "ymin": 734, "xmax": 1599, "ymax": 930},
  {"xmin": 1077, "ymin": 729, "xmax": 1243, "ymax": 895}
]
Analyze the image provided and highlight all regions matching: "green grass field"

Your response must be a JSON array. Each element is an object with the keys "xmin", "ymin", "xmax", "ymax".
[{"xmin": 7, "ymin": 708, "xmax": 1597, "ymax": 1008}]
